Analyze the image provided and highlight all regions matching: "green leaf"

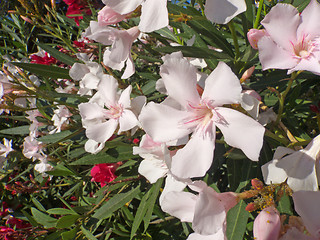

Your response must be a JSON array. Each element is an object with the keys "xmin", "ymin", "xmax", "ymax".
[
  {"xmin": 70, "ymin": 146, "xmax": 138, "ymax": 165},
  {"xmin": 31, "ymin": 207, "xmax": 57, "ymax": 228},
  {"xmin": 92, "ymin": 185, "xmax": 141, "ymax": 220},
  {"xmin": 35, "ymin": 42, "xmax": 76, "ymax": 66},
  {"xmin": 226, "ymin": 200, "xmax": 249, "ymax": 240},
  {"xmin": 80, "ymin": 225, "xmax": 98, "ymax": 240},
  {"xmin": 47, "ymin": 208, "xmax": 77, "ymax": 215},
  {"xmin": 56, "ymin": 214, "xmax": 80, "ymax": 229},
  {"xmin": 0, "ymin": 125, "xmax": 30, "ymax": 135},
  {"xmin": 47, "ymin": 164, "xmax": 76, "ymax": 177},
  {"xmin": 11, "ymin": 62, "xmax": 70, "ymax": 79},
  {"xmin": 37, "ymin": 130, "xmax": 75, "ymax": 144},
  {"xmin": 277, "ymin": 193, "xmax": 293, "ymax": 215},
  {"xmin": 61, "ymin": 227, "xmax": 77, "ymax": 240}
]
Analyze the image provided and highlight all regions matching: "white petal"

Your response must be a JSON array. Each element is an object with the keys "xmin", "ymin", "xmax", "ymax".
[
  {"xmin": 138, "ymin": 158, "xmax": 168, "ymax": 184},
  {"xmin": 204, "ymin": 0, "xmax": 246, "ymax": 24},
  {"xmin": 97, "ymin": 75, "xmax": 118, "ymax": 106},
  {"xmin": 139, "ymin": 0, "xmax": 168, "ymax": 32},
  {"xmin": 159, "ymin": 173, "xmax": 187, "ymax": 204},
  {"xmin": 161, "ymin": 191, "xmax": 197, "ymax": 222},
  {"xmin": 171, "ymin": 128, "xmax": 216, "ymax": 178},
  {"xmin": 297, "ymin": 0, "xmax": 320, "ymax": 40},
  {"xmin": 214, "ymin": 107, "xmax": 265, "ymax": 161},
  {"xmin": 69, "ymin": 63, "xmax": 89, "ymax": 80},
  {"xmin": 86, "ymin": 119, "xmax": 118, "ymax": 143},
  {"xmin": 103, "ymin": 0, "xmax": 142, "ymax": 14},
  {"xmin": 202, "ymin": 62, "xmax": 241, "ymax": 107},
  {"xmin": 160, "ymin": 52, "xmax": 200, "ymax": 107},
  {"xmin": 118, "ymin": 109, "xmax": 138, "ymax": 133},
  {"xmin": 84, "ymin": 139, "xmax": 105, "ymax": 154}
]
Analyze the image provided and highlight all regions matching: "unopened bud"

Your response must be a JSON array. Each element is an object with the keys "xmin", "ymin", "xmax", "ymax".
[
  {"xmin": 252, "ymin": 178, "xmax": 264, "ymax": 190},
  {"xmin": 240, "ymin": 66, "xmax": 255, "ymax": 83},
  {"xmin": 245, "ymin": 202, "xmax": 257, "ymax": 212},
  {"xmin": 20, "ymin": 16, "xmax": 33, "ymax": 24}
]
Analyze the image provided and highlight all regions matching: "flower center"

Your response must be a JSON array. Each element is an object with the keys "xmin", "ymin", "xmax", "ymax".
[
  {"xmin": 104, "ymin": 104, "xmax": 123, "ymax": 119},
  {"xmin": 292, "ymin": 35, "xmax": 316, "ymax": 59}
]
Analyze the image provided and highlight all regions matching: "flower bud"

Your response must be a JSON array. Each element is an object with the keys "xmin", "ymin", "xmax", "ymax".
[
  {"xmin": 98, "ymin": 6, "xmax": 127, "ymax": 26},
  {"xmin": 252, "ymin": 178, "xmax": 264, "ymax": 190},
  {"xmin": 247, "ymin": 29, "xmax": 268, "ymax": 49},
  {"xmin": 253, "ymin": 206, "xmax": 281, "ymax": 240}
]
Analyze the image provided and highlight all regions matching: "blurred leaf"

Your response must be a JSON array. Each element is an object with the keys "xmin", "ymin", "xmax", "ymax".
[
  {"xmin": 56, "ymin": 214, "xmax": 80, "ymax": 229},
  {"xmin": 93, "ymin": 185, "xmax": 141, "ymax": 220},
  {"xmin": 277, "ymin": 193, "xmax": 293, "ymax": 215},
  {"xmin": 80, "ymin": 225, "xmax": 98, "ymax": 240},
  {"xmin": 226, "ymin": 200, "xmax": 249, "ymax": 240},
  {"xmin": 11, "ymin": 62, "xmax": 70, "ymax": 79},
  {"xmin": 37, "ymin": 130, "xmax": 74, "ymax": 144},
  {"xmin": 0, "ymin": 125, "xmax": 30, "ymax": 135},
  {"xmin": 47, "ymin": 164, "xmax": 76, "ymax": 177},
  {"xmin": 47, "ymin": 208, "xmax": 77, "ymax": 215},
  {"xmin": 31, "ymin": 207, "xmax": 57, "ymax": 228},
  {"xmin": 61, "ymin": 227, "xmax": 77, "ymax": 240}
]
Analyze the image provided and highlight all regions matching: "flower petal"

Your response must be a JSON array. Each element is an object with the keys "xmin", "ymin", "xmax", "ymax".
[
  {"xmin": 86, "ymin": 119, "xmax": 118, "ymax": 143},
  {"xmin": 258, "ymin": 36, "xmax": 298, "ymax": 71},
  {"xmin": 160, "ymin": 52, "xmax": 200, "ymax": 108},
  {"xmin": 138, "ymin": 158, "xmax": 168, "ymax": 184},
  {"xmin": 171, "ymin": 127, "xmax": 216, "ymax": 178},
  {"xmin": 202, "ymin": 61, "xmax": 241, "ymax": 107},
  {"xmin": 214, "ymin": 107, "xmax": 265, "ymax": 161},
  {"xmin": 297, "ymin": 0, "xmax": 320, "ymax": 40},
  {"xmin": 103, "ymin": 0, "xmax": 142, "ymax": 14},
  {"xmin": 159, "ymin": 173, "xmax": 187, "ymax": 204},
  {"xmin": 261, "ymin": 3, "xmax": 300, "ymax": 51},
  {"xmin": 139, "ymin": 102, "xmax": 193, "ymax": 143},
  {"xmin": 118, "ymin": 109, "xmax": 138, "ymax": 133},
  {"xmin": 204, "ymin": 0, "xmax": 246, "ymax": 24},
  {"xmin": 139, "ymin": 0, "xmax": 168, "ymax": 32}
]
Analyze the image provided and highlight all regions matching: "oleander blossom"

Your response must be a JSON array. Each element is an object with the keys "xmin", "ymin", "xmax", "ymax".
[
  {"xmin": 139, "ymin": 52, "xmax": 265, "ymax": 178},
  {"xmin": 255, "ymin": 0, "xmax": 320, "ymax": 75},
  {"xmin": 102, "ymin": 0, "xmax": 168, "ymax": 32},
  {"xmin": 161, "ymin": 181, "xmax": 238, "ymax": 239},
  {"xmin": 79, "ymin": 75, "xmax": 146, "ymax": 153}
]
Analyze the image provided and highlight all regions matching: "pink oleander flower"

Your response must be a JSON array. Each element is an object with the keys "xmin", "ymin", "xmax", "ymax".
[
  {"xmin": 30, "ymin": 51, "xmax": 57, "ymax": 65},
  {"xmin": 161, "ymin": 181, "xmax": 238, "ymax": 238},
  {"xmin": 204, "ymin": 0, "xmax": 246, "ymax": 24},
  {"xmin": 262, "ymin": 134, "xmax": 320, "ymax": 192},
  {"xmin": 79, "ymin": 75, "xmax": 146, "ymax": 153},
  {"xmin": 91, "ymin": 163, "xmax": 121, "ymax": 187},
  {"xmin": 255, "ymin": 0, "xmax": 320, "ymax": 75},
  {"xmin": 253, "ymin": 206, "xmax": 281, "ymax": 240},
  {"xmin": 83, "ymin": 21, "xmax": 140, "ymax": 79},
  {"xmin": 103, "ymin": 0, "xmax": 168, "ymax": 32},
  {"xmin": 98, "ymin": 6, "xmax": 127, "ymax": 26},
  {"xmin": 139, "ymin": 52, "xmax": 265, "ymax": 178},
  {"xmin": 49, "ymin": 105, "xmax": 72, "ymax": 134}
]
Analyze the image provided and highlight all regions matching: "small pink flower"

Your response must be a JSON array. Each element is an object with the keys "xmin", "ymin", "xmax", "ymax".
[
  {"xmin": 91, "ymin": 163, "xmax": 121, "ymax": 187},
  {"xmin": 253, "ymin": 206, "xmax": 281, "ymax": 240}
]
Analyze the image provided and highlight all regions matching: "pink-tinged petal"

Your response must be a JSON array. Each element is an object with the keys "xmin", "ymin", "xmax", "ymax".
[
  {"xmin": 187, "ymin": 230, "xmax": 226, "ymax": 240},
  {"xmin": 192, "ymin": 187, "xmax": 226, "ymax": 235},
  {"xmin": 171, "ymin": 127, "xmax": 216, "ymax": 178},
  {"xmin": 79, "ymin": 102, "xmax": 105, "ymax": 121},
  {"xmin": 160, "ymin": 52, "xmax": 200, "ymax": 107},
  {"xmin": 98, "ymin": 6, "xmax": 126, "ymax": 26},
  {"xmin": 214, "ymin": 107, "xmax": 265, "ymax": 161},
  {"xmin": 81, "ymin": 73, "xmax": 100, "ymax": 90},
  {"xmin": 103, "ymin": 48, "xmax": 125, "ymax": 71},
  {"xmin": 202, "ymin": 62, "xmax": 241, "ymax": 107},
  {"xmin": 258, "ymin": 36, "xmax": 298, "ymax": 71},
  {"xmin": 293, "ymin": 191, "xmax": 320, "ymax": 238},
  {"xmin": 253, "ymin": 206, "xmax": 281, "ymax": 240},
  {"xmin": 161, "ymin": 191, "xmax": 197, "ymax": 222},
  {"xmin": 204, "ymin": 0, "xmax": 246, "ymax": 24},
  {"xmin": 261, "ymin": 3, "xmax": 300, "ymax": 51},
  {"xmin": 138, "ymin": 158, "xmax": 168, "ymax": 184},
  {"xmin": 122, "ymin": 55, "xmax": 135, "ymax": 79},
  {"xmin": 139, "ymin": 102, "xmax": 193, "ymax": 142},
  {"xmin": 97, "ymin": 75, "xmax": 118, "ymax": 106},
  {"xmin": 159, "ymin": 173, "xmax": 188, "ymax": 204},
  {"xmin": 84, "ymin": 139, "xmax": 105, "ymax": 154},
  {"xmin": 86, "ymin": 119, "xmax": 118, "ymax": 143},
  {"xmin": 118, "ymin": 85, "xmax": 132, "ymax": 108},
  {"xmin": 139, "ymin": 0, "xmax": 168, "ymax": 32},
  {"xmin": 297, "ymin": 0, "xmax": 320, "ymax": 40},
  {"xmin": 83, "ymin": 21, "xmax": 116, "ymax": 45},
  {"xmin": 69, "ymin": 63, "xmax": 89, "ymax": 80},
  {"xmin": 279, "ymin": 227, "xmax": 316, "ymax": 240},
  {"xmin": 247, "ymin": 29, "xmax": 268, "ymax": 50},
  {"xmin": 118, "ymin": 109, "xmax": 138, "ymax": 133},
  {"xmin": 289, "ymin": 57, "xmax": 320, "ymax": 76},
  {"xmin": 103, "ymin": 0, "xmax": 142, "ymax": 15}
]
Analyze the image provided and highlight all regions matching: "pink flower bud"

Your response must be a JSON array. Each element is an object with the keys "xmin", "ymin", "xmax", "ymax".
[
  {"xmin": 247, "ymin": 29, "xmax": 268, "ymax": 49},
  {"xmin": 253, "ymin": 206, "xmax": 281, "ymax": 240},
  {"xmin": 240, "ymin": 66, "xmax": 255, "ymax": 82},
  {"xmin": 98, "ymin": 6, "xmax": 127, "ymax": 26}
]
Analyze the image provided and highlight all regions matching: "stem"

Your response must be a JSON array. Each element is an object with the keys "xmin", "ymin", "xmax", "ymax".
[
  {"xmin": 264, "ymin": 129, "xmax": 290, "ymax": 145},
  {"xmin": 275, "ymin": 72, "xmax": 299, "ymax": 125},
  {"xmin": 253, "ymin": 0, "xmax": 264, "ymax": 29},
  {"xmin": 228, "ymin": 21, "xmax": 240, "ymax": 59}
]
